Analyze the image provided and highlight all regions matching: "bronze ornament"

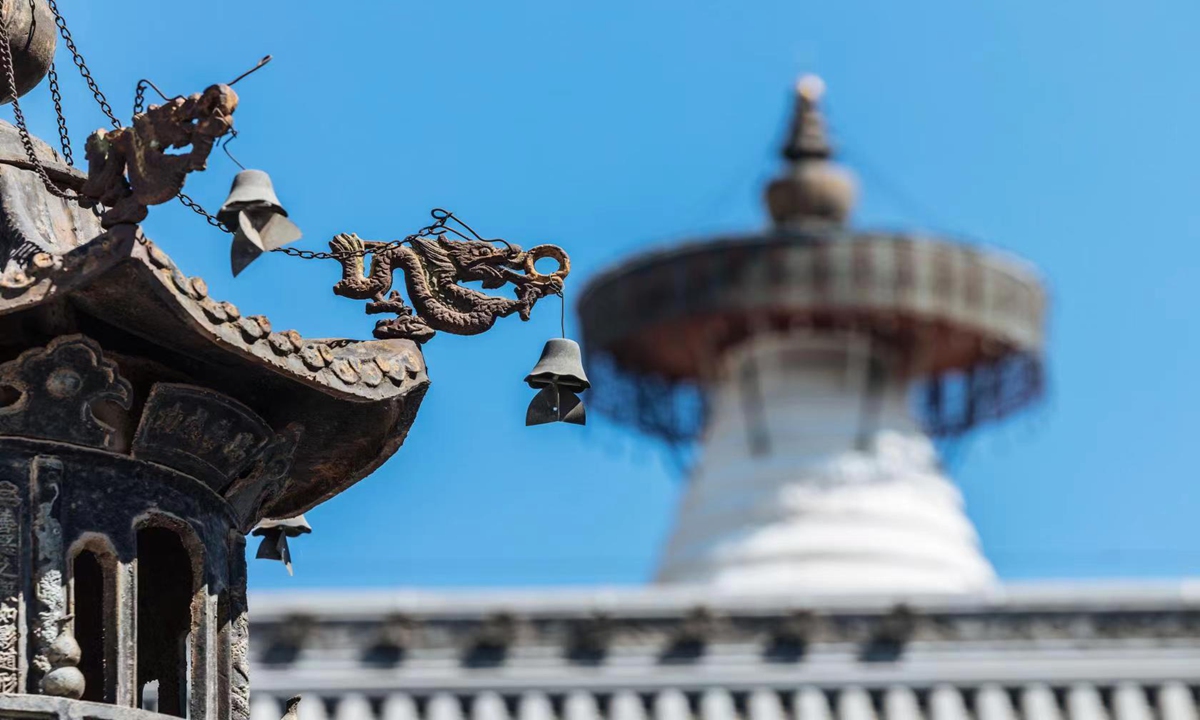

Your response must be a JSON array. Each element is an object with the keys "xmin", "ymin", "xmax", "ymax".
[{"xmin": 329, "ymin": 230, "xmax": 570, "ymax": 344}]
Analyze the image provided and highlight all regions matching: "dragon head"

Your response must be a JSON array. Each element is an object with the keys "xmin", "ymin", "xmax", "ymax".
[{"xmin": 438, "ymin": 237, "xmax": 527, "ymax": 289}]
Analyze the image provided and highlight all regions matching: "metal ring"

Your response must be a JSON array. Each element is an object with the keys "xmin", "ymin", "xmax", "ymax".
[{"xmin": 524, "ymin": 245, "xmax": 570, "ymax": 280}]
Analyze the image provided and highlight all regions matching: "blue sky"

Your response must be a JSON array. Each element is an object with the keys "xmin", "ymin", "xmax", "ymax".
[{"xmin": 22, "ymin": 0, "xmax": 1200, "ymax": 589}]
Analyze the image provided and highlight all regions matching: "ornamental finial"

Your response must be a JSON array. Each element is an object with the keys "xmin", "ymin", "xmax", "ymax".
[
  {"xmin": 783, "ymin": 75, "xmax": 832, "ymax": 161},
  {"xmin": 765, "ymin": 75, "xmax": 858, "ymax": 227}
]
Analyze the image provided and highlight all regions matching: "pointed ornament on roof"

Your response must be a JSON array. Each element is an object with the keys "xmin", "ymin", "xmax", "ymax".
[{"xmin": 764, "ymin": 75, "xmax": 859, "ymax": 227}]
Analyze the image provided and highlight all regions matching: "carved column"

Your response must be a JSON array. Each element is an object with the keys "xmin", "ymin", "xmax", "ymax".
[
  {"xmin": 229, "ymin": 533, "xmax": 250, "ymax": 720},
  {"xmin": 30, "ymin": 455, "xmax": 66, "ymax": 692},
  {"xmin": 114, "ymin": 557, "xmax": 136, "ymax": 707}
]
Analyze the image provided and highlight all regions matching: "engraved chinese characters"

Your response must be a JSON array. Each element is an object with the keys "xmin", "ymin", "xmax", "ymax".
[{"xmin": 0, "ymin": 481, "xmax": 20, "ymax": 693}]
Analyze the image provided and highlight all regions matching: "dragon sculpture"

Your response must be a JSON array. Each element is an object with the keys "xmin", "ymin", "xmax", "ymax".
[
  {"xmin": 79, "ymin": 84, "xmax": 238, "ymax": 228},
  {"xmin": 329, "ymin": 232, "xmax": 570, "ymax": 344}
]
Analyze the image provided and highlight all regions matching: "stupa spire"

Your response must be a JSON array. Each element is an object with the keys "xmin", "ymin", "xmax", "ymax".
[
  {"xmin": 764, "ymin": 75, "xmax": 858, "ymax": 227},
  {"xmin": 782, "ymin": 75, "xmax": 833, "ymax": 160}
]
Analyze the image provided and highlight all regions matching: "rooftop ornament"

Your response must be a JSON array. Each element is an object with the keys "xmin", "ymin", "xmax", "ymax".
[
  {"xmin": 320, "ymin": 216, "xmax": 570, "ymax": 344},
  {"xmin": 0, "ymin": 0, "xmax": 578, "ymax": 395}
]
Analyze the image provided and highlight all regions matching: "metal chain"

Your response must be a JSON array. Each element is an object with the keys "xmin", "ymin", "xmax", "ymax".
[
  {"xmin": 272, "ymin": 242, "xmax": 406, "ymax": 261},
  {"xmin": 7, "ymin": 2, "xmax": 453, "ymax": 248},
  {"xmin": 45, "ymin": 0, "xmax": 120, "ymax": 129},
  {"xmin": 133, "ymin": 80, "xmax": 146, "ymax": 116},
  {"xmin": 1, "ymin": 2, "xmax": 240, "ymax": 233},
  {"xmin": 0, "ymin": 3, "xmax": 75, "ymax": 199},
  {"xmin": 47, "ymin": 63, "xmax": 72, "ymax": 165},
  {"xmin": 132, "ymin": 78, "xmax": 174, "ymax": 117},
  {"xmin": 272, "ymin": 236, "xmax": 426, "ymax": 261},
  {"xmin": 177, "ymin": 192, "xmax": 232, "ymax": 233},
  {"xmin": 272, "ymin": 210, "xmax": 457, "ymax": 260}
]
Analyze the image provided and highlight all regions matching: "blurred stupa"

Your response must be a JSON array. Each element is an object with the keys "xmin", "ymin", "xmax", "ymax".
[
  {"xmin": 245, "ymin": 79, "xmax": 1200, "ymax": 720},
  {"xmin": 577, "ymin": 74, "xmax": 1045, "ymax": 594}
]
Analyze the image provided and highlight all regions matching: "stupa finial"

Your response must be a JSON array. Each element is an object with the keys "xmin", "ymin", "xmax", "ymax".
[
  {"xmin": 783, "ymin": 74, "xmax": 832, "ymax": 161},
  {"xmin": 765, "ymin": 74, "xmax": 858, "ymax": 226}
]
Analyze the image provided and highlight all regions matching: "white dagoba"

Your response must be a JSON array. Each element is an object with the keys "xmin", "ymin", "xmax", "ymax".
[
  {"xmin": 656, "ymin": 333, "xmax": 997, "ymax": 594},
  {"xmin": 578, "ymin": 76, "xmax": 1042, "ymax": 597}
]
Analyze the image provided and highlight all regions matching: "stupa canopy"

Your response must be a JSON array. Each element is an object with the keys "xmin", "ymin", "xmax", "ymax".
[{"xmin": 578, "ymin": 78, "xmax": 1047, "ymax": 444}]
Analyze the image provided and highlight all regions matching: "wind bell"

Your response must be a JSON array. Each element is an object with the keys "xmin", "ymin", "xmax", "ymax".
[
  {"xmin": 219, "ymin": 169, "xmax": 303, "ymax": 276},
  {"xmin": 525, "ymin": 338, "xmax": 590, "ymax": 426},
  {"xmin": 252, "ymin": 514, "xmax": 311, "ymax": 576}
]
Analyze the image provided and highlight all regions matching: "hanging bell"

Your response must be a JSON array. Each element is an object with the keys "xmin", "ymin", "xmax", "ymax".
[
  {"xmin": 525, "ymin": 338, "xmax": 590, "ymax": 426},
  {"xmin": 218, "ymin": 169, "xmax": 303, "ymax": 277},
  {"xmin": 251, "ymin": 514, "xmax": 311, "ymax": 576}
]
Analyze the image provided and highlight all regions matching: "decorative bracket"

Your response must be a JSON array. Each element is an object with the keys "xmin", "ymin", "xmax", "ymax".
[{"xmin": 0, "ymin": 336, "xmax": 132, "ymax": 449}]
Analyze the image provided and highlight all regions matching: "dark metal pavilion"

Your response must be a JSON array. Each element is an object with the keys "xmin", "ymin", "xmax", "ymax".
[
  {"xmin": 0, "ymin": 1, "xmax": 571, "ymax": 718},
  {"xmin": 0, "ymin": 118, "xmax": 433, "ymax": 717}
]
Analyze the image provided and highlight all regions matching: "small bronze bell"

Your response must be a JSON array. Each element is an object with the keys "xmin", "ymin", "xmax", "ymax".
[
  {"xmin": 218, "ymin": 169, "xmax": 302, "ymax": 277},
  {"xmin": 525, "ymin": 338, "xmax": 589, "ymax": 426},
  {"xmin": 251, "ymin": 514, "xmax": 311, "ymax": 576}
]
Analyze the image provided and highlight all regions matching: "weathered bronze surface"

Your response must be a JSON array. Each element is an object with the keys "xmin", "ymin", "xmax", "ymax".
[
  {"xmin": 79, "ymin": 84, "xmax": 238, "ymax": 228},
  {"xmin": 0, "ymin": 213, "xmax": 427, "ymax": 720},
  {"xmin": 0, "ymin": 123, "xmax": 96, "ymax": 291},
  {"xmin": 0, "ymin": 117, "xmax": 425, "ymax": 714},
  {"xmin": 0, "ymin": 431, "xmax": 242, "ymax": 713},
  {"xmin": 330, "ymin": 232, "xmax": 569, "ymax": 343},
  {"xmin": 0, "ymin": 337, "xmax": 132, "ymax": 449},
  {"xmin": 0, "ymin": 47, "xmax": 571, "ymax": 713},
  {"xmin": 0, "ymin": 0, "xmax": 56, "ymax": 105},
  {"xmin": 0, "ymin": 118, "xmax": 429, "ymax": 526}
]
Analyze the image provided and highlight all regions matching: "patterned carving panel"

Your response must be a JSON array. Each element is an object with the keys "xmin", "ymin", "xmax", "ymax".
[
  {"xmin": 0, "ymin": 336, "xmax": 131, "ymax": 449},
  {"xmin": 30, "ymin": 457, "xmax": 64, "ymax": 689},
  {"xmin": 131, "ymin": 384, "xmax": 276, "ymax": 494}
]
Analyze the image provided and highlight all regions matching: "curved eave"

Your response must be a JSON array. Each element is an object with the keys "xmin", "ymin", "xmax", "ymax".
[
  {"xmin": 2, "ymin": 225, "xmax": 428, "ymax": 402},
  {"xmin": 0, "ymin": 225, "xmax": 429, "ymax": 521}
]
